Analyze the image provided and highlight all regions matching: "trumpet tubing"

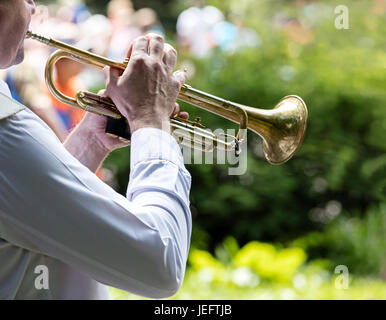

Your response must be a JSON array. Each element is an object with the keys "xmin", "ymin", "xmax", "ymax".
[{"xmin": 26, "ymin": 31, "xmax": 308, "ymax": 164}]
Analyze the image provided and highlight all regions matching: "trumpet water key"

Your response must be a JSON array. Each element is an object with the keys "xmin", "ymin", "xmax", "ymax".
[{"xmin": 26, "ymin": 30, "xmax": 308, "ymax": 164}]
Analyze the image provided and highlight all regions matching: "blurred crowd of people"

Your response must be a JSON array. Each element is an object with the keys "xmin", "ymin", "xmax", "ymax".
[{"xmin": 177, "ymin": 0, "xmax": 260, "ymax": 58}]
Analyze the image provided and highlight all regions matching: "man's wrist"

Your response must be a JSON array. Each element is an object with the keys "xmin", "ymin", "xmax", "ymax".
[
  {"xmin": 78, "ymin": 115, "xmax": 111, "ymax": 153},
  {"xmin": 64, "ymin": 122, "xmax": 110, "ymax": 173},
  {"xmin": 129, "ymin": 118, "xmax": 171, "ymax": 135},
  {"xmin": 130, "ymin": 127, "xmax": 185, "ymax": 170}
]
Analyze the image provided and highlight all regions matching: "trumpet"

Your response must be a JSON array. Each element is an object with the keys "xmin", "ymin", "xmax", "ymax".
[{"xmin": 26, "ymin": 30, "xmax": 308, "ymax": 164}]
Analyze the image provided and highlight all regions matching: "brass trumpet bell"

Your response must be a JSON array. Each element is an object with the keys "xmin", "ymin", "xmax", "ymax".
[{"xmin": 242, "ymin": 95, "xmax": 308, "ymax": 164}]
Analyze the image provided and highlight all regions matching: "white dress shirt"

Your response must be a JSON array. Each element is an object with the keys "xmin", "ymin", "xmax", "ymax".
[
  {"xmin": 0, "ymin": 80, "xmax": 192, "ymax": 300},
  {"xmin": 0, "ymin": 80, "xmax": 25, "ymax": 120}
]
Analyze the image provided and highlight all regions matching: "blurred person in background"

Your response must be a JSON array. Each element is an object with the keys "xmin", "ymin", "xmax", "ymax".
[
  {"xmin": 0, "ymin": 0, "xmax": 192, "ymax": 300},
  {"xmin": 133, "ymin": 8, "xmax": 164, "ymax": 36},
  {"xmin": 44, "ymin": 1, "xmax": 87, "ymax": 132},
  {"xmin": 176, "ymin": 0, "xmax": 260, "ymax": 57},
  {"xmin": 176, "ymin": 0, "xmax": 224, "ymax": 57},
  {"xmin": 107, "ymin": 0, "xmax": 141, "ymax": 60},
  {"xmin": 107, "ymin": 0, "xmax": 165, "ymax": 60}
]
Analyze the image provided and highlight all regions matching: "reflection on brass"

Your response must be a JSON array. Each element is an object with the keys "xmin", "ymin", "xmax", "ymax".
[{"xmin": 26, "ymin": 30, "xmax": 307, "ymax": 164}]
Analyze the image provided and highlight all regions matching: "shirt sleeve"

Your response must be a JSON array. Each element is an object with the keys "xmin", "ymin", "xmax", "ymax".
[{"xmin": 0, "ymin": 109, "xmax": 192, "ymax": 299}]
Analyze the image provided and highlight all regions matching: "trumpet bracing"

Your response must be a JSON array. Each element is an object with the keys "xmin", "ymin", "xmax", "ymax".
[{"xmin": 26, "ymin": 30, "xmax": 308, "ymax": 164}]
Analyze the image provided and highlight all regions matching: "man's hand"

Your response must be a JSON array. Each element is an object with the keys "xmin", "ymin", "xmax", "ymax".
[
  {"xmin": 64, "ymin": 34, "xmax": 188, "ymax": 172},
  {"xmin": 64, "ymin": 102, "xmax": 130, "ymax": 173},
  {"xmin": 104, "ymin": 33, "xmax": 188, "ymax": 134},
  {"xmin": 78, "ymin": 106, "xmax": 131, "ymax": 153}
]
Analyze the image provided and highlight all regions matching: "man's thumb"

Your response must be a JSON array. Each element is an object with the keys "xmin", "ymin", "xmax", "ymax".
[{"xmin": 103, "ymin": 66, "xmax": 120, "ymax": 89}]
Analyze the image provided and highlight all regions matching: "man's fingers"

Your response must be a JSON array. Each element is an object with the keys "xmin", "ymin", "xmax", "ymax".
[
  {"xmin": 97, "ymin": 89, "xmax": 107, "ymax": 97},
  {"xmin": 173, "ymin": 70, "xmax": 188, "ymax": 88},
  {"xmin": 131, "ymin": 36, "xmax": 149, "ymax": 57},
  {"xmin": 178, "ymin": 111, "xmax": 189, "ymax": 120},
  {"xmin": 148, "ymin": 33, "xmax": 164, "ymax": 60},
  {"xmin": 125, "ymin": 42, "xmax": 134, "ymax": 58},
  {"xmin": 172, "ymin": 102, "xmax": 180, "ymax": 116},
  {"xmin": 172, "ymin": 103, "xmax": 189, "ymax": 119},
  {"xmin": 103, "ymin": 66, "xmax": 120, "ymax": 95},
  {"xmin": 103, "ymin": 66, "xmax": 119, "ymax": 83},
  {"xmin": 163, "ymin": 43, "xmax": 177, "ymax": 72}
]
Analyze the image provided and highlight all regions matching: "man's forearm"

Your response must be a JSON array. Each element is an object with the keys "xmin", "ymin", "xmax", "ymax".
[{"xmin": 63, "ymin": 121, "xmax": 109, "ymax": 173}]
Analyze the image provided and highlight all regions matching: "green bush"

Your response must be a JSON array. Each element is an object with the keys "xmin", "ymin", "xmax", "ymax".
[
  {"xmin": 108, "ymin": 238, "xmax": 386, "ymax": 300},
  {"xmin": 293, "ymin": 204, "xmax": 386, "ymax": 276}
]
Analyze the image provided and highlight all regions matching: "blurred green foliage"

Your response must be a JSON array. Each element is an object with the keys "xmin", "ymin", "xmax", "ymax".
[
  {"xmin": 109, "ymin": 237, "xmax": 386, "ymax": 299},
  {"xmin": 293, "ymin": 204, "xmax": 386, "ymax": 276},
  {"xmin": 232, "ymin": 242, "xmax": 306, "ymax": 281}
]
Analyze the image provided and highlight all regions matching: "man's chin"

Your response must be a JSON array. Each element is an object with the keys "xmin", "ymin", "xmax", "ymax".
[{"xmin": 13, "ymin": 46, "xmax": 25, "ymax": 66}]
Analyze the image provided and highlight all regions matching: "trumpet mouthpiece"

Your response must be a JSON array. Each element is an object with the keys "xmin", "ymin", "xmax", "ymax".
[{"xmin": 25, "ymin": 30, "xmax": 51, "ymax": 45}]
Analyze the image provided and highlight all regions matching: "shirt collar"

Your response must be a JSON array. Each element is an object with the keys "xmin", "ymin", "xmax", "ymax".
[{"xmin": 0, "ymin": 78, "xmax": 12, "ymax": 98}]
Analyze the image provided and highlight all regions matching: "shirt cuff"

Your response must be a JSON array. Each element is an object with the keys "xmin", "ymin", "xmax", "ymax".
[{"xmin": 130, "ymin": 128, "xmax": 184, "ymax": 169}]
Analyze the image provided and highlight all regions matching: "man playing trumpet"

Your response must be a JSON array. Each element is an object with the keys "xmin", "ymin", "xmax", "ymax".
[{"xmin": 0, "ymin": 0, "xmax": 191, "ymax": 299}]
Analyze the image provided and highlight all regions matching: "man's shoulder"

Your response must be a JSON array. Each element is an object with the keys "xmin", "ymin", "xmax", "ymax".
[{"xmin": 0, "ymin": 93, "xmax": 26, "ymax": 120}]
